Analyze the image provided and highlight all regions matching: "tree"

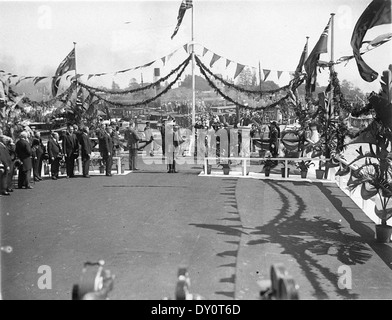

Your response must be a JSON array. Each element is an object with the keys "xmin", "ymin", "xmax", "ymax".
[
  {"xmin": 180, "ymin": 75, "xmax": 211, "ymax": 91},
  {"xmin": 111, "ymin": 81, "xmax": 120, "ymax": 90},
  {"xmin": 236, "ymin": 67, "xmax": 253, "ymax": 88}
]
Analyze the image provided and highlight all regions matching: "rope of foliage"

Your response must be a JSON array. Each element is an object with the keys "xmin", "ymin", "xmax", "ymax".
[
  {"xmin": 78, "ymin": 55, "xmax": 191, "ymax": 95},
  {"xmin": 85, "ymin": 56, "xmax": 190, "ymax": 108},
  {"xmin": 196, "ymin": 56, "xmax": 304, "ymax": 111},
  {"xmin": 195, "ymin": 55, "xmax": 305, "ymax": 96},
  {"xmin": 20, "ymin": 82, "xmax": 77, "ymax": 108}
]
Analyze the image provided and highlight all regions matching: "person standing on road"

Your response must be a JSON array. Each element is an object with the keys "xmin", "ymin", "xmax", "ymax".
[
  {"xmin": 0, "ymin": 140, "xmax": 12, "ymax": 196},
  {"xmin": 268, "ymin": 120, "xmax": 280, "ymax": 157},
  {"xmin": 80, "ymin": 127, "xmax": 92, "ymax": 178},
  {"xmin": 144, "ymin": 121, "xmax": 154, "ymax": 156},
  {"xmin": 15, "ymin": 131, "xmax": 33, "ymax": 189},
  {"xmin": 124, "ymin": 121, "xmax": 140, "ymax": 171},
  {"xmin": 31, "ymin": 131, "xmax": 45, "ymax": 181},
  {"xmin": 0, "ymin": 129, "xmax": 16, "ymax": 193},
  {"xmin": 47, "ymin": 132, "xmax": 62, "ymax": 180},
  {"xmin": 62, "ymin": 124, "xmax": 79, "ymax": 178},
  {"xmin": 101, "ymin": 126, "xmax": 114, "ymax": 176}
]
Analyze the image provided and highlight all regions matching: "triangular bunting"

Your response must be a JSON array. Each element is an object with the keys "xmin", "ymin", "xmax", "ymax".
[
  {"xmin": 161, "ymin": 56, "xmax": 166, "ymax": 66},
  {"xmin": 225, "ymin": 59, "xmax": 231, "ymax": 68},
  {"xmin": 117, "ymin": 68, "xmax": 132, "ymax": 74},
  {"xmin": 167, "ymin": 52, "xmax": 174, "ymax": 63},
  {"xmin": 263, "ymin": 69, "xmax": 271, "ymax": 81},
  {"xmin": 142, "ymin": 61, "xmax": 155, "ymax": 68},
  {"xmin": 202, "ymin": 47, "xmax": 208, "ymax": 57},
  {"xmin": 87, "ymin": 74, "xmax": 94, "ymax": 81},
  {"xmin": 210, "ymin": 53, "xmax": 221, "ymax": 68},
  {"xmin": 277, "ymin": 71, "xmax": 283, "ymax": 79},
  {"xmin": 183, "ymin": 44, "xmax": 188, "ymax": 53},
  {"xmin": 234, "ymin": 63, "xmax": 245, "ymax": 79}
]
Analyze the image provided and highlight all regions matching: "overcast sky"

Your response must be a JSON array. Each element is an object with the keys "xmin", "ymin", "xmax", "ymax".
[{"xmin": 0, "ymin": 0, "xmax": 391, "ymax": 93}]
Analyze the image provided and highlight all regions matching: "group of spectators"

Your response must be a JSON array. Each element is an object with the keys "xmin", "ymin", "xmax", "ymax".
[{"xmin": 0, "ymin": 120, "xmax": 147, "ymax": 197}]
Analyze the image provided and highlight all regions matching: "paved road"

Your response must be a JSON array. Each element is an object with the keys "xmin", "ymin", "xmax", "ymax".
[{"xmin": 1, "ymin": 157, "xmax": 392, "ymax": 300}]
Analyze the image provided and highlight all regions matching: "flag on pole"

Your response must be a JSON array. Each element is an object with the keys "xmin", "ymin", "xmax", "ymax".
[
  {"xmin": 295, "ymin": 37, "xmax": 309, "ymax": 76},
  {"xmin": 171, "ymin": 0, "xmax": 193, "ymax": 39},
  {"xmin": 350, "ymin": 0, "xmax": 391, "ymax": 82},
  {"xmin": 51, "ymin": 48, "xmax": 76, "ymax": 97},
  {"xmin": 304, "ymin": 18, "xmax": 331, "ymax": 94}
]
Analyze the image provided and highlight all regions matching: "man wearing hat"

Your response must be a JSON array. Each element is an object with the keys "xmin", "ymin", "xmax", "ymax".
[
  {"xmin": 80, "ymin": 127, "xmax": 92, "ymax": 178},
  {"xmin": 0, "ymin": 139, "xmax": 12, "ymax": 195},
  {"xmin": 124, "ymin": 121, "xmax": 140, "ymax": 171},
  {"xmin": 101, "ymin": 126, "xmax": 114, "ymax": 176},
  {"xmin": 268, "ymin": 120, "xmax": 280, "ymax": 157},
  {"xmin": 47, "ymin": 131, "xmax": 62, "ymax": 180},
  {"xmin": 62, "ymin": 124, "xmax": 79, "ymax": 178},
  {"xmin": 15, "ymin": 131, "xmax": 33, "ymax": 189}
]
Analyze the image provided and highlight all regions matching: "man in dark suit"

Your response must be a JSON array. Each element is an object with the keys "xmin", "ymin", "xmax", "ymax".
[
  {"xmin": 15, "ymin": 131, "xmax": 33, "ymax": 189},
  {"xmin": 0, "ymin": 130, "xmax": 16, "ymax": 193},
  {"xmin": 62, "ymin": 124, "xmax": 79, "ymax": 178},
  {"xmin": 100, "ymin": 126, "xmax": 114, "ymax": 176},
  {"xmin": 0, "ymin": 140, "xmax": 12, "ymax": 195},
  {"xmin": 124, "ymin": 121, "xmax": 140, "ymax": 171},
  {"xmin": 80, "ymin": 127, "xmax": 92, "ymax": 178},
  {"xmin": 47, "ymin": 131, "xmax": 62, "ymax": 180},
  {"xmin": 31, "ymin": 131, "xmax": 45, "ymax": 181}
]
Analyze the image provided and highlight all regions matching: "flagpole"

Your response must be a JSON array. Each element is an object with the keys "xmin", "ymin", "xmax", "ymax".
[
  {"xmin": 325, "ymin": 13, "xmax": 335, "ymax": 176},
  {"xmin": 73, "ymin": 42, "xmax": 78, "ymax": 110},
  {"xmin": 191, "ymin": 3, "xmax": 196, "ymax": 157}
]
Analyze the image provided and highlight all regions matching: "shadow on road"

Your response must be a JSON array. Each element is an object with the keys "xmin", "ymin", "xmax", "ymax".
[
  {"xmin": 246, "ymin": 180, "xmax": 372, "ymax": 299},
  {"xmin": 315, "ymin": 182, "xmax": 392, "ymax": 272}
]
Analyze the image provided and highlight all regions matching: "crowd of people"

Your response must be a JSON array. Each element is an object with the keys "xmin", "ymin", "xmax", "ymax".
[{"xmin": 0, "ymin": 120, "xmax": 155, "ymax": 197}]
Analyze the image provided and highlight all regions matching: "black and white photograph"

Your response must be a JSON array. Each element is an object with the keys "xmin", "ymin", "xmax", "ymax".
[{"xmin": 1, "ymin": 0, "xmax": 392, "ymax": 303}]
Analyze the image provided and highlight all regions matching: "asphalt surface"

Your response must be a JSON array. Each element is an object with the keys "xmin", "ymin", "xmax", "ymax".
[{"xmin": 1, "ymin": 155, "xmax": 392, "ymax": 300}]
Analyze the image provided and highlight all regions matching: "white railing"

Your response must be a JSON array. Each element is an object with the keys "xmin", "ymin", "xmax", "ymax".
[{"xmin": 202, "ymin": 155, "xmax": 386, "ymax": 226}]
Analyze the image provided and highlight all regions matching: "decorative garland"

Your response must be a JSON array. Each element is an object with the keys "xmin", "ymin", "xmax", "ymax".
[
  {"xmin": 195, "ymin": 56, "xmax": 298, "ymax": 111},
  {"xmin": 195, "ymin": 55, "xmax": 302, "ymax": 96},
  {"xmin": 85, "ymin": 55, "xmax": 191, "ymax": 108},
  {"xmin": 78, "ymin": 56, "xmax": 191, "ymax": 95},
  {"xmin": 20, "ymin": 82, "xmax": 77, "ymax": 108},
  {"xmin": 330, "ymin": 71, "xmax": 353, "ymax": 114}
]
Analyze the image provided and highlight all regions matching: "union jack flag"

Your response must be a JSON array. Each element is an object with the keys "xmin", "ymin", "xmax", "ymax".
[{"xmin": 171, "ymin": 0, "xmax": 193, "ymax": 39}]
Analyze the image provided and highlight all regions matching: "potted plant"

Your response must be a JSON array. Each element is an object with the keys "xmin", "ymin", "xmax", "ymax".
[
  {"xmin": 218, "ymin": 159, "xmax": 231, "ymax": 175},
  {"xmin": 336, "ymin": 65, "xmax": 392, "ymax": 242},
  {"xmin": 203, "ymin": 160, "xmax": 212, "ymax": 175},
  {"xmin": 261, "ymin": 151, "xmax": 276, "ymax": 177},
  {"xmin": 281, "ymin": 161, "xmax": 294, "ymax": 178},
  {"xmin": 219, "ymin": 162, "xmax": 230, "ymax": 175},
  {"xmin": 337, "ymin": 140, "xmax": 392, "ymax": 242},
  {"xmin": 315, "ymin": 156, "xmax": 326, "ymax": 179},
  {"xmin": 296, "ymin": 160, "xmax": 315, "ymax": 178}
]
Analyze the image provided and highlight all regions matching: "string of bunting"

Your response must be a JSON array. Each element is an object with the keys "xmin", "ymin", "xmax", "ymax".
[
  {"xmin": 195, "ymin": 55, "xmax": 297, "ymax": 96},
  {"xmin": 199, "ymin": 45, "xmax": 295, "ymax": 82},
  {"xmin": 196, "ymin": 56, "xmax": 303, "ymax": 111},
  {"xmin": 7, "ymin": 44, "xmax": 189, "ymax": 87},
  {"xmin": 78, "ymin": 55, "xmax": 191, "ymax": 95},
  {"xmin": 85, "ymin": 55, "xmax": 191, "ymax": 108}
]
